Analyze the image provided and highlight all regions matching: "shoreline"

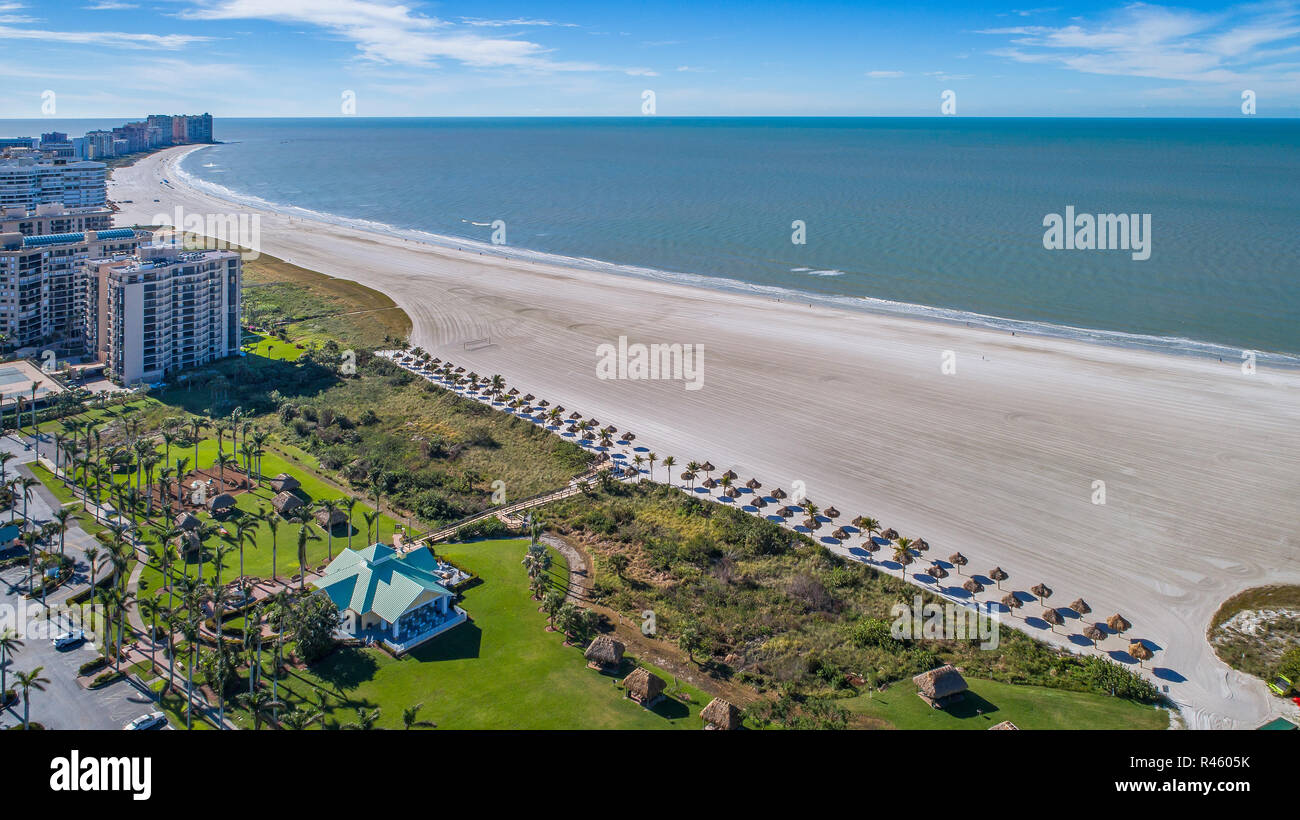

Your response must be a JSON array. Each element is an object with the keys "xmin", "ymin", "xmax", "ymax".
[
  {"xmin": 111, "ymin": 144, "xmax": 1300, "ymax": 730},
  {"xmin": 168, "ymin": 143, "xmax": 1300, "ymax": 369}
]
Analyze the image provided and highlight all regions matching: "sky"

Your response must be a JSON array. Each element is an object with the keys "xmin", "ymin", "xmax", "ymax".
[{"xmin": 1, "ymin": 0, "xmax": 1298, "ymax": 117}]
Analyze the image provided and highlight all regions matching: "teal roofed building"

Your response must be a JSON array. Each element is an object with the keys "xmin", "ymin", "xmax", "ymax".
[{"xmin": 313, "ymin": 544, "xmax": 468, "ymax": 653}]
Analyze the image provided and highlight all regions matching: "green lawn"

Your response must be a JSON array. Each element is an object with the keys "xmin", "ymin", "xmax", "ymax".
[
  {"xmin": 842, "ymin": 677, "xmax": 1170, "ymax": 730},
  {"xmin": 242, "ymin": 332, "xmax": 306, "ymax": 362},
  {"xmin": 226, "ymin": 538, "xmax": 714, "ymax": 729}
]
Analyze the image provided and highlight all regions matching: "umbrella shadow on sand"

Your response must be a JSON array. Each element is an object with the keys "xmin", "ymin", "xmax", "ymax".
[{"xmin": 1152, "ymin": 667, "xmax": 1186, "ymax": 683}]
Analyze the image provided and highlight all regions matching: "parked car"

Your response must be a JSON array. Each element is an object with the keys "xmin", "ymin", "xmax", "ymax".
[
  {"xmin": 124, "ymin": 712, "xmax": 168, "ymax": 731},
  {"xmin": 52, "ymin": 629, "xmax": 85, "ymax": 650}
]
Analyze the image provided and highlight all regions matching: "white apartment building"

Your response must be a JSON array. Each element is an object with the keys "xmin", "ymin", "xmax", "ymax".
[
  {"xmin": 0, "ymin": 203, "xmax": 114, "ymax": 236},
  {"xmin": 0, "ymin": 157, "xmax": 107, "ymax": 211},
  {"xmin": 87, "ymin": 242, "xmax": 242, "ymax": 385}
]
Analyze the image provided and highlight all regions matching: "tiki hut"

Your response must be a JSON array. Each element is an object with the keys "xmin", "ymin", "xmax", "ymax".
[
  {"xmin": 724, "ymin": 486, "xmax": 740, "ymax": 499},
  {"xmin": 1031, "ymin": 583, "xmax": 1053, "ymax": 604},
  {"xmin": 554, "ymin": 406, "xmax": 565, "ymax": 413},
  {"xmin": 538, "ymin": 400, "xmax": 550, "ymax": 407},
  {"xmin": 680, "ymin": 471, "xmax": 695, "ymax": 481},
  {"xmin": 508, "ymin": 388, "xmax": 520, "ymax": 396},
  {"xmin": 831, "ymin": 527, "xmax": 849, "ymax": 540},
  {"xmin": 1107, "ymin": 613, "xmax": 1132, "ymax": 633},
  {"xmin": 880, "ymin": 528, "xmax": 899, "ymax": 541},
  {"xmin": 702, "ymin": 477, "xmax": 718, "ymax": 489},
  {"xmin": 750, "ymin": 496, "xmax": 767, "ymax": 508},
  {"xmin": 1069, "ymin": 597, "xmax": 1092, "ymax": 616},
  {"xmin": 272, "ymin": 491, "xmax": 304, "ymax": 517},
  {"xmin": 927, "ymin": 564, "xmax": 949, "ymax": 581},
  {"xmin": 174, "ymin": 511, "xmax": 200, "ymax": 531},
  {"xmin": 989, "ymin": 721, "xmax": 1020, "ymax": 730},
  {"xmin": 699, "ymin": 461, "xmax": 715, "ymax": 473},
  {"xmin": 745, "ymin": 478, "xmax": 762, "ymax": 490},
  {"xmin": 912, "ymin": 537, "xmax": 929, "ymax": 552},
  {"xmin": 523, "ymin": 394, "xmax": 535, "ymax": 402},
  {"xmin": 770, "ymin": 487, "xmax": 788, "ymax": 500},
  {"xmin": 270, "ymin": 473, "xmax": 301, "ymax": 494},
  {"xmin": 623, "ymin": 667, "xmax": 666, "ymax": 707},
  {"xmin": 315, "ymin": 508, "xmax": 348, "ymax": 530},
  {"xmin": 913, "ymin": 664, "xmax": 968, "ymax": 709},
  {"xmin": 824, "ymin": 506, "xmax": 840, "ymax": 519},
  {"xmin": 174, "ymin": 530, "xmax": 202, "ymax": 560},
  {"xmin": 584, "ymin": 635, "xmax": 625, "ymax": 671},
  {"xmin": 701, "ymin": 697, "xmax": 742, "ymax": 731},
  {"xmin": 949, "ymin": 552, "xmax": 968, "ymax": 573},
  {"xmin": 1002, "ymin": 593, "xmax": 1022, "ymax": 615},
  {"xmin": 963, "ymin": 578, "xmax": 985, "ymax": 595},
  {"xmin": 802, "ymin": 517, "xmax": 821, "ymax": 530},
  {"xmin": 1129, "ymin": 642, "xmax": 1154, "ymax": 667},
  {"xmin": 1083, "ymin": 624, "xmax": 1106, "ymax": 646},
  {"xmin": 851, "ymin": 516, "xmax": 868, "ymax": 528},
  {"xmin": 568, "ymin": 412, "xmax": 582, "ymax": 420},
  {"xmin": 721, "ymin": 469, "xmax": 738, "ymax": 481},
  {"xmin": 207, "ymin": 493, "xmax": 236, "ymax": 516},
  {"xmin": 623, "ymin": 433, "xmax": 635, "ymax": 441},
  {"xmin": 1041, "ymin": 608, "xmax": 1064, "ymax": 630},
  {"xmin": 988, "ymin": 567, "xmax": 1009, "ymax": 588}
]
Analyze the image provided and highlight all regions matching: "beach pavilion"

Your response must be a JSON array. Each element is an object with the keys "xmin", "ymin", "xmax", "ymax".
[{"xmin": 312, "ymin": 544, "xmax": 467, "ymax": 653}]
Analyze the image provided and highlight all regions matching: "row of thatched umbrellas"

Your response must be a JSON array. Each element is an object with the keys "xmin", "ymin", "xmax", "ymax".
[{"xmin": 391, "ymin": 349, "xmax": 1154, "ymax": 667}]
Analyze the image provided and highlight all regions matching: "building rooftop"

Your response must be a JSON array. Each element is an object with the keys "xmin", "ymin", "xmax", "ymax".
[
  {"xmin": 315, "ymin": 545, "xmax": 453, "ymax": 624},
  {"xmin": 22, "ymin": 228, "xmax": 136, "ymax": 247}
]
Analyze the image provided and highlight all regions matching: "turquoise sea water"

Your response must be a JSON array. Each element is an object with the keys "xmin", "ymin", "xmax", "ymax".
[{"xmin": 15, "ymin": 117, "xmax": 1296, "ymax": 359}]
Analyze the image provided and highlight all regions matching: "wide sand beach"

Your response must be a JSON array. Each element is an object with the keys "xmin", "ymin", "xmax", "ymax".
[{"xmin": 113, "ymin": 145, "xmax": 1300, "ymax": 729}]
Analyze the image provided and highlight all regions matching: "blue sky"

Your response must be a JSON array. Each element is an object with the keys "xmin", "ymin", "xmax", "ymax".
[{"xmin": 1, "ymin": 0, "xmax": 1298, "ymax": 117}]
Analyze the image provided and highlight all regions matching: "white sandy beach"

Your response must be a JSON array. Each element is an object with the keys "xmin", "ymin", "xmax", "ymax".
[{"xmin": 113, "ymin": 145, "xmax": 1300, "ymax": 729}]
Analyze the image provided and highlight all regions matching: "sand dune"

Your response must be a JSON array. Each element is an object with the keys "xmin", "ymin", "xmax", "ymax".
[{"xmin": 112, "ymin": 145, "xmax": 1300, "ymax": 729}]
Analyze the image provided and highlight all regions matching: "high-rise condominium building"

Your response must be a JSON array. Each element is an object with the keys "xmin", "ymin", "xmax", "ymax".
[
  {"xmin": 87, "ymin": 242, "xmax": 242, "ymax": 385},
  {"xmin": 0, "ymin": 157, "xmax": 107, "ymax": 211},
  {"xmin": 0, "ymin": 228, "xmax": 141, "ymax": 355},
  {"xmin": 0, "ymin": 203, "xmax": 114, "ymax": 236}
]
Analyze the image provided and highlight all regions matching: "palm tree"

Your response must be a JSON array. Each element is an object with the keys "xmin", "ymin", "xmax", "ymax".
[
  {"xmin": 401, "ymin": 701, "xmax": 435, "ymax": 729},
  {"xmin": 343, "ymin": 497, "xmax": 357, "ymax": 551},
  {"xmin": 646, "ymin": 453, "xmax": 658, "ymax": 482},
  {"xmin": 607, "ymin": 552, "xmax": 630, "ymax": 581},
  {"xmin": 363, "ymin": 510, "xmax": 378, "ymax": 546},
  {"xmin": 15, "ymin": 666, "xmax": 49, "ymax": 729},
  {"xmin": 215, "ymin": 451, "xmax": 234, "ymax": 485},
  {"xmin": 237, "ymin": 688, "xmax": 284, "ymax": 731},
  {"xmin": 142, "ymin": 453, "xmax": 159, "ymax": 514},
  {"xmin": 161, "ymin": 430, "xmax": 176, "ymax": 468},
  {"xmin": 860, "ymin": 516, "xmax": 881, "ymax": 549},
  {"xmin": 261, "ymin": 508, "xmax": 280, "ymax": 581},
  {"xmin": 29, "ymin": 380, "xmax": 42, "ymax": 458},
  {"xmin": 49, "ymin": 507, "xmax": 72, "ymax": 558},
  {"xmin": 893, "ymin": 537, "xmax": 915, "ymax": 578},
  {"xmin": 0, "ymin": 628, "xmax": 24, "ymax": 700},
  {"xmin": 661, "ymin": 456, "xmax": 676, "ymax": 485},
  {"xmin": 295, "ymin": 523, "xmax": 317, "ymax": 591},
  {"xmin": 234, "ymin": 518, "xmax": 259, "ymax": 584},
  {"xmin": 345, "ymin": 707, "xmax": 382, "ymax": 730},
  {"xmin": 319, "ymin": 499, "xmax": 340, "ymax": 559},
  {"xmin": 188, "ymin": 417, "xmax": 207, "ymax": 469},
  {"xmin": 280, "ymin": 705, "xmax": 324, "ymax": 730},
  {"xmin": 0, "ymin": 451, "xmax": 14, "ymax": 487}
]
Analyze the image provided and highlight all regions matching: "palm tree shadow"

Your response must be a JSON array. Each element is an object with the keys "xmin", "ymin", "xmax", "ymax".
[
  {"xmin": 311, "ymin": 646, "xmax": 380, "ymax": 692},
  {"xmin": 942, "ymin": 691, "xmax": 999, "ymax": 720}
]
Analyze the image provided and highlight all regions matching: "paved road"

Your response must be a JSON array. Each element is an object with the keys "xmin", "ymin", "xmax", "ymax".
[{"xmin": 0, "ymin": 566, "xmax": 159, "ymax": 730}]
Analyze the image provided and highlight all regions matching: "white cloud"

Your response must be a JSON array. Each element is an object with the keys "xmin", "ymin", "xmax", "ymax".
[
  {"xmin": 867, "ymin": 70, "xmax": 904, "ymax": 78},
  {"xmin": 979, "ymin": 2, "xmax": 1300, "ymax": 85},
  {"xmin": 181, "ymin": 0, "xmax": 610, "ymax": 72},
  {"xmin": 0, "ymin": 25, "xmax": 211, "ymax": 49}
]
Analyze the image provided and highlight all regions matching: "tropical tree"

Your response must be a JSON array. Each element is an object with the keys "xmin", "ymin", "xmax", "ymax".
[
  {"xmin": 402, "ymin": 702, "xmax": 435, "ymax": 730},
  {"xmin": 893, "ymin": 537, "xmax": 915, "ymax": 578},
  {"xmin": 0, "ymin": 628, "xmax": 23, "ymax": 700},
  {"xmin": 15, "ymin": 666, "xmax": 49, "ymax": 729},
  {"xmin": 607, "ymin": 552, "xmax": 630, "ymax": 581}
]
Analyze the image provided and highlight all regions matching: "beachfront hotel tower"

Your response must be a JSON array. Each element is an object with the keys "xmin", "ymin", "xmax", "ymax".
[
  {"xmin": 0, "ymin": 157, "xmax": 107, "ymax": 211},
  {"xmin": 87, "ymin": 242, "xmax": 242, "ymax": 385}
]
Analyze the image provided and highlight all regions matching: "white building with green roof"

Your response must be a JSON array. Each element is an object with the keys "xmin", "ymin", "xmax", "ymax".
[{"xmin": 313, "ymin": 544, "xmax": 467, "ymax": 653}]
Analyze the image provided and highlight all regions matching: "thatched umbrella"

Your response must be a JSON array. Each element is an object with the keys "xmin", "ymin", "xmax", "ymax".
[
  {"xmin": 1001, "ymin": 594, "xmax": 1022, "ymax": 616},
  {"xmin": 700, "ymin": 697, "xmax": 742, "ymax": 731},
  {"xmin": 824, "ymin": 506, "xmax": 840, "ymax": 519},
  {"xmin": 831, "ymin": 527, "xmax": 849, "ymax": 540},
  {"xmin": 745, "ymin": 478, "xmax": 762, "ymax": 490},
  {"xmin": 912, "ymin": 537, "xmax": 929, "ymax": 552},
  {"xmin": 770, "ymin": 487, "xmax": 788, "ymax": 500},
  {"xmin": 1106, "ymin": 613, "xmax": 1131, "ymax": 634},
  {"xmin": 776, "ymin": 506, "xmax": 792, "ymax": 519},
  {"xmin": 701, "ymin": 477, "xmax": 718, "ymax": 489},
  {"xmin": 724, "ymin": 486, "xmax": 740, "ymax": 499},
  {"xmin": 624, "ymin": 432, "xmax": 635, "ymax": 441},
  {"xmin": 722, "ymin": 469, "xmax": 738, "ymax": 481},
  {"xmin": 700, "ymin": 461, "xmax": 715, "ymax": 474},
  {"xmin": 949, "ymin": 552, "xmax": 968, "ymax": 574},
  {"xmin": 566, "ymin": 424, "xmax": 579, "ymax": 434},
  {"xmin": 750, "ymin": 495, "xmax": 767, "ymax": 508},
  {"xmin": 568, "ymin": 411, "xmax": 582, "ymax": 420},
  {"xmin": 927, "ymin": 564, "xmax": 949, "ymax": 581},
  {"xmin": 523, "ymin": 393, "xmax": 535, "ymax": 402},
  {"xmin": 1129, "ymin": 642, "xmax": 1154, "ymax": 668},
  {"xmin": 861, "ymin": 537, "xmax": 880, "ymax": 554},
  {"xmin": 554, "ymin": 405, "xmax": 565, "ymax": 413},
  {"xmin": 1030, "ymin": 583, "xmax": 1053, "ymax": 605},
  {"xmin": 1083, "ymin": 624, "xmax": 1106, "ymax": 647},
  {"xmin": 538, "ymin": 399, "xmax": 550, "ymax": 407},
  {"xmin": 851, "ymin": 515, "xmax": 868, "ymax": 528},
  {"xmin": 988, "ymin": 567, "xmax": 1008, "ymax": 589},
  {"xmin": 1041, "ymin": 608, "xmax": 1064, "ymax": 632},
  {"xmin": 962, "ymin": 578, "xmax": 984, "ymax": 595},
  {"xmin": 880, "ymin": 527, "xmax": 899, "ymax": 541},
  {"xmin": 1068, "ymin": 597, "xmax": 1092, "ymax": 616},
  {"xmin": 680, "ymin": 471, "xmax": 694, "ymax": 481},
  {"xmin": 802, "ymin": 517, "xmax": 821, "ymax": 530}
]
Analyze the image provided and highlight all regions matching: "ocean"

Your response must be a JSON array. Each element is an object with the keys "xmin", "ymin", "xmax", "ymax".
[{"xmin": 18, "ymin": 116, "xmax": 1300, "ymax": 359}]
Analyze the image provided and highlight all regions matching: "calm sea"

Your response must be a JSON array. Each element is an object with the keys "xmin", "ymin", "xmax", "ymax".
[{"xmin": 13, "ymin": 117, "xmax": 1298, "ymax": 359}]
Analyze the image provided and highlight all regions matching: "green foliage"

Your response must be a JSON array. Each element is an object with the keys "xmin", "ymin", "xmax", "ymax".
[{"xmin": 292, "ymin": 592, "xmax": 341, "ymax": 664}]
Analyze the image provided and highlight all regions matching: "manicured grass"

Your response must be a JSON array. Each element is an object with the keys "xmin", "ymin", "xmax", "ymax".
[
  {"xmin": 228, "ymin": 538, "xmax": 712, "ymax": 729},
  {"xmin": 242, "ymin": 332, "xmax": 306, "ymax": 362},
  {"xmin": 841, "ymin": 677, "xmax": 1169, "ymax": 730}
]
